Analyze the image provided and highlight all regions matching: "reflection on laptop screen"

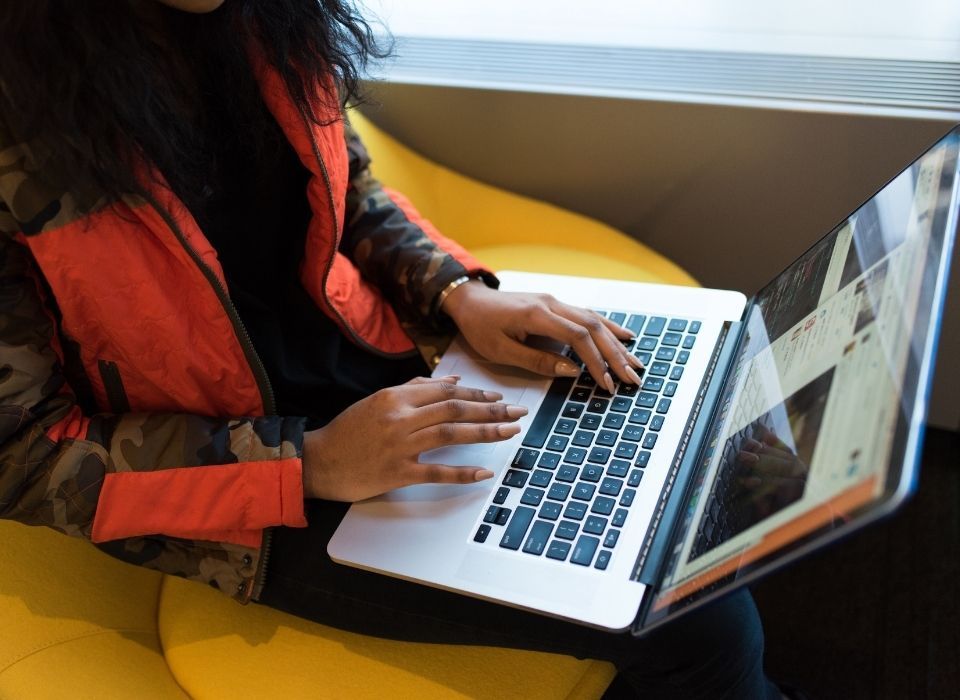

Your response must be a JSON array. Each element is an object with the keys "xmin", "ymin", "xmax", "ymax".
[{"xmin": 647, "ymin": 129, "xmax": 959, "ymax": 621}]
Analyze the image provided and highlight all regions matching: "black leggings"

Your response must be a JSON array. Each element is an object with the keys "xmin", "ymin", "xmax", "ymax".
[{"xmin": 257, "ymin": 499, "xmax": 780, "ymax": 699}]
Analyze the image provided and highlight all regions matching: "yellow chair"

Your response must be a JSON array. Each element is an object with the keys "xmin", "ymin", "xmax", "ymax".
[{"xmin": 0, "ymin": 112, "xmax": 696, "ymax": 699}]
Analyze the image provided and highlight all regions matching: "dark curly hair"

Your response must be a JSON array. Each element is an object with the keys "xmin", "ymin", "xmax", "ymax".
[{"xmin": 0, "ymin": 0, "xmax": 388, "ymax": 211}]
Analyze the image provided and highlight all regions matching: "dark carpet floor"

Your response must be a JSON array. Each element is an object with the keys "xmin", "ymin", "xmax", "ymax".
[{"xmin": 754, "ymin": 427, "xmax": 960, "ymax": 699}]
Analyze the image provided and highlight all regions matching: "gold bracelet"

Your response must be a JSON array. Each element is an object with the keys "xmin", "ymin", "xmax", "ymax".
[{"xmin": 434, "ymin": 275, "xmax": 472, "ymax": 315}]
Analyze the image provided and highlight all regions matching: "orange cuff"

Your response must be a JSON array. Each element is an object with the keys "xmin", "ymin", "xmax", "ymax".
[{"xmin": 91, "ymin": 457, "xmax": 307, "ymax": 547}]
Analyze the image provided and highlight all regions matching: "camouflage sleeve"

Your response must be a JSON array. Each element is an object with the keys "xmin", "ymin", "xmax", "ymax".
[
  {"xmin": 340, "ymin": 118, "xmax": 498, "ymax": 333},
  {"xmin": 0, "ymin": 229, "xmax": 306, "ymax": 544}
]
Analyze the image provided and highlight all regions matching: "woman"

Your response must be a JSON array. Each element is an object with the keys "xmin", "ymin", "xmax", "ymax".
[{"xmin": 0, "ymin": 1, "xmax": 780, "ymax": 696}]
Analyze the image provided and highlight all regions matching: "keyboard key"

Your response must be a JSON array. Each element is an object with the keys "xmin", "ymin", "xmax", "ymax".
[
  {"xmin": 629, "ymin": 408, "xmax": 651, "ymax": 424},
  {"xmin": 657, "ymin": 398, "xmax": 672, "ymax": 414},
  {"xmin": 649, "ymin": 361, "xmax": 670, "ymax": 377},
  {"xmin": 561, "ymin": 402, "xmax": 584, "ymax": 420},
  {"xmin": 502, "ymin": 470, "xmax": 527, "ymax": 488},
  {"xmin": 612, "ymin": 508, "xmax": 629, "ymax": 527},
  {"xmin": 591, "ymin": 496, "xmax": 616, "ymax": 515},
  {"xmin": 593, "ymin": 386, "xmax": 612, "ymax": 399},
  {"xmin": 474, "ymin": 524, "xmax": 491, "ymax": 543},
  {"xmin": 483, "ymin": 505, "xmax": 502, "ymax": 524},
  {"xmin": 655, "ymin": 347, "xmax": 676, "ymax": 362},
  {"xmin": 662, "ymin": 332, "xmax": 682, "ymax": 347},
  {"xmin": 539, "ymin": 502, "xmax": 562, "ymax": 520},
  {"xmin": 530, "ymin": 469, "xmax": 552, "ymax": 488},
  {"xmin": 572, "ymin": 430, "xmax": 594, "ymax": 447},
  {"xmin": 555, "ymin": 418, "xmax": 577, "ymax": 435},
  {"xmin": 521, "ymin": 487, "xmax": 544, "ymax": 506},
  {"xmin": 563, "ymin": 502, "xmax": 587, "ymax": 520},
  {"xmin": 682, "ymin": 335, "xmax": 696, "ymax": 349},
  {"xmin": 546, "ymin": 540, "xmax": 571, "ymax": 561},
  {"xmin": 596, "ymin": 430, "xmax": 618, "ymax": 447},
  {"xmin": 670, "ymin": 366, "xmax": 684, "ymax": 381},
  {"xmin": 555, "ymin": 520, "xmax": 580, "ymax": 540},
  {"xmin": 538, "ymin": 452, "xmax": 561, "ymax": 469},
  {"xmin": 604, "ymin": 529, "xmax": 621, "ymax": 548},
  {"xmin": 689, "ymin": 320, "xmax": 702, "ymax": 334},
  {"xmin": 664, "ymin": 382, "xmax": 678, "ymax": 397},
  {"xmin": 611, "ymin": 396, "xmax": 632, "ymax": 412},
  {"xmin": 522, "ymin": 377, "xmax": 574, "ymax": 448},
  {"xmin": 615, "ymin": 442, "xmax": 638, "ymax": 460},
  {"xmin": 499, "ymin": 506, "xmax": 535, "ymax": 550},
  {"xmin": 547, "ymin": 483, "xmax": 572, "ymax": 501},
  {"xmin": 635, "ymin": 351, "xmax": 653, "ymax": 366},
  {"xmin": 643, "ymin": 377, "xmax": 664, "ymax": 392},
  {"xmin": 599, "ymin": 477, "xmax": 623, "ymax": 497},
  {"xmin": 635, "ymin": 451, "xmax": 651, "ymax": 467},
  {"xmin": 587, "ymin": 447, "xmax": 612, "ymax": 464},
  {"xmin": 626, "ymin": 314, "xmax": 647, "ymax": 334},
  {"xmin": 581, "ymin": 464, "xmax": 604, "ymax": 482},
  {"xmin": 668, "ymin": 318, "xmax": 688, "ymax": 332},
  {"xmin": 644, "ymin": 317, "xmax": 666, "ymax": 336},
  {"xmin": 636, "ymin": 336, "xmax": 657, "ymax": 351},
  {"xmin": 570, "ymin": 386, "xmax": 591, "ymax": 403},
  {"xmin": 547, "ymin": 434, "xmax": 569, "ymax": 451},
  {"xmin": 577, "ymin": 372, "xmax": 596, "ymax": 387},
  {"xmin": 622, "ymin": 426, "xmax": 644, "ymax": 442},
  {"xmin": 583, "ymin": 515, "xmax": 608, "ymax": 535},
  {"xmin": 592, "ymin": 309, "xmax": 608, "ymax": 317},
  {"xmin": 650, "ymin": 415, "xmax": 665, "ymax": 431},
  {"xmin": 607, "ymin": 459, "xmax": 630, "ymax": 478},
  {"xmin": 628, "ymin": 469, "xmax": 644, "ymax": 487},
  {"xmin": 556, "ymin": 464, "xmax": 579, "ymax": 482},
  {"xmin": 512, "ymin": 449, "xmax": 540, "ymax": 469},
  {"xmin": 588, "ymin": 398, "xmax": 609, "ymax": 414},
  {"xmin": 522, "ymin": 520, "xmax": 554, "ymax": 555},
  {"xmin": 677, "ymin": 350, "xmax": 690, "ymax": 365},
  {"xmin": 493, "ymin": 487, "xmax": 510, "ymax": 504},
  {"xmin": 642, "ymin": 433, "xmax": 659, "ymax": 449},
  {"xmin": 603, "ymin": 413, "xmax": 625, "ymax": 429},
  {"xmin": 571, "ymin": 535, "xmax": 600, "ymax": 566},
  {"xmin": 565, "ymin": 447, "xmax": 587, "ymax": 464},
  {"xmin": 573, "ymin": 482, "xmax": 596, "ymax": 501},
  {"xmin": 594, "ymin": 549, "xmax": 612, "ymax": 570},
  {"xmin": 620, "ymin": 488, "xmax": 636, "ymax": 507},
  {"xmin": 579, "ymin": 414, "xmax": 601, "ymax": 430},
  {"xmin": 636, "ymin": 393, "xmax": 657, "ymax": 408},
  {"xmin": 608, "ymin": 311, "xmax": 626, "ymax": 325}
]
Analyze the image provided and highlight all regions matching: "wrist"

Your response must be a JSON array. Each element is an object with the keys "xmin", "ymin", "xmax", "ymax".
[{"xmin": 439, "ymin": 277, "xmax": 488, "ymax": 322}]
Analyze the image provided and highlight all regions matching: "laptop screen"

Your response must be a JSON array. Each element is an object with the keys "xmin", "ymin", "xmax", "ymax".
[{"xmin": 640, "ymin": 127, "xmax": 960, "ymax": 632}]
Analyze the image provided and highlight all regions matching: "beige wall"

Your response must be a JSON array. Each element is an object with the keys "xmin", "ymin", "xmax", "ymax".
[{"xmin": 360, "ymin": 83, "xmax": 959, "ymax": 430}]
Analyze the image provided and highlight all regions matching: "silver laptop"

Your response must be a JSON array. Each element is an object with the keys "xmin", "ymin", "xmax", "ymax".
[{"xmin": 328, "ymin": 126, "xmax": 960, "ymax": 635}]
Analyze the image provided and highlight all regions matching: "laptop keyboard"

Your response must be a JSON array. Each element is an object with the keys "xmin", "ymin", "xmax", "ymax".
[{"xmin": 473, "ymin": 310, "xmax": 701, "ymax": 571}]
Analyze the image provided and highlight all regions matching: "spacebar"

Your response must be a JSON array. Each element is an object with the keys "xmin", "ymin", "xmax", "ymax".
[{"xmin": 521, "ymin": 377, "xmax": 574, "ymax": 448}]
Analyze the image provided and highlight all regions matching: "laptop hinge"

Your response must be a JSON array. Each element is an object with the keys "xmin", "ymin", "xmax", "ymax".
[{"xmin": 630, "ymin": 319, "xmax": 743, "ymax": 585}]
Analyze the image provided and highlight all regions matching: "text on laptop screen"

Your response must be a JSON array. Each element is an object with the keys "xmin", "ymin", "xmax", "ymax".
[{"xmin": 646, "ymin": 129, "xmax": 959, "ymax": 623}]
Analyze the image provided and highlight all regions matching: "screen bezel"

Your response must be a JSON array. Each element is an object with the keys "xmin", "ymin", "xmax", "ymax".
[{"xmin": 633, "ymin": 124, "xmax": 960, "ymax": 636}]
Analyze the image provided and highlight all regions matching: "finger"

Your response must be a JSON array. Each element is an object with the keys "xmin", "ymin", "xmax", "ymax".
[
  {"xmin": 406, "ymin": 374, "xmax": 460, "ymax": 385},
  {"xmin": 525, "ymin": 311, "xmax": 612, "ymax": 388},
  {"xmin": 497, "ymin": 337, "xmax": 580, "ymax": 379},
  {"xmin": 402, "ymin": 462, "xmax": 496, "ymax": 487},
  {"xmin": 411, "ymin": 420, "xmax": 522, "ymax": 452},
  {"xmin": 400, "ymin": 379, "xmax": 504, "ymax": 407},
  {"xmin": 737, "ymin": 451, "xmax": 806, "ymax": 478},
  {"xmin": 551, "ymin": 306, "xmax": 643, "ymax": 386},
  {"xmin": 597, "ymin": 313, "xmax": 635, "ymax": 341},
  {"xmin": 412, "ymin": 398, "xmax": 528, "ymax": 431}
]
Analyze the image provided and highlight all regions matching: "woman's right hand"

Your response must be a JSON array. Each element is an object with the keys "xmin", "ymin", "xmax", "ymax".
[{"xmin": 301, "ymin": 375, "xmax": 528, "ymax": 502}]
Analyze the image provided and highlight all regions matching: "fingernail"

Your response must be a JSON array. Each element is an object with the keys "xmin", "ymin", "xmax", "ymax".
[
  {"xmin": 738, "ymin": 451, "xmax": 760, "ymax": 464},
  {"xmin": 629, "ymin": 354, "xmax": 645, "ymax": 370},
  {"xmin": 625, "ymin": 364, "xmax": 643, "ymax": 385},
  {"xmin": 483, "ymin": 390, "xmax": 504, "ymax": 401},
  {"xmin": 497, "ymin": 423, "xmax": 522, "ymax": 437},
  {"xmin": 604, "ymin": 372, "xmax": 615, "ymax": 393},
  {"xmin": 475, "ymin": 469, "xmax": 495, "ymax": 481},
  {"xmin": 555, "ymin": 360, "xmax": 580, "ymax": 376},
  {"xmin": 506, "ymin": 404, "xmax": 529, "ymax": 418}
]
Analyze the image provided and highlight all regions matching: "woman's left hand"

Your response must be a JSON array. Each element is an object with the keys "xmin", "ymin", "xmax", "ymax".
[{"xmin": 441, "ymin": 280, "xmax": 645, "ymax": 392}]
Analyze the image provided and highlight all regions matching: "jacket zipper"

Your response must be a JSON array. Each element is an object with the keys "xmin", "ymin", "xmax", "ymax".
[
  {"xmin": 141, "ymin": 192, "xmax": 277, "ymax": 415},
  {"xmin": 251, "ymin": 526, "xmax": 274, "ymax": 601},
  {"xmin": 298, "ymin": 109, "xmax": 418, "ymax": 360}
]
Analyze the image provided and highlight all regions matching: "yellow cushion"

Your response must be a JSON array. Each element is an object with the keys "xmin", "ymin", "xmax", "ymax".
[{"xmin": 0, "ymin": 521, "xmax": 188, "ymax": 699}]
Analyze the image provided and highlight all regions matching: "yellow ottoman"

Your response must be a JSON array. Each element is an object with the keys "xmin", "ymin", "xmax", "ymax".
[{"xmin": 0, "ymin": 113, "xmax": 697, "ymax": 700}]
